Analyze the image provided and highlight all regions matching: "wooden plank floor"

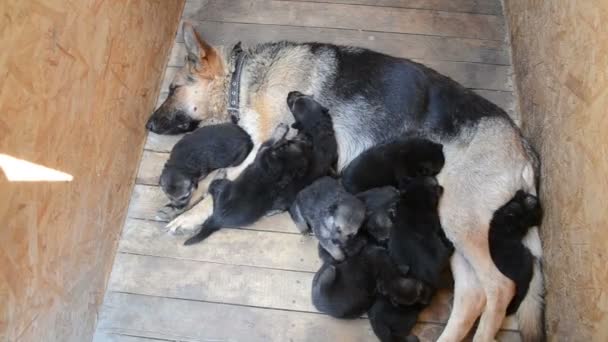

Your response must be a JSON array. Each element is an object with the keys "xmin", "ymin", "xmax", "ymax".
[{"xmin": 94, "ymin": 1, "xmax": 522, "ymax": 341}]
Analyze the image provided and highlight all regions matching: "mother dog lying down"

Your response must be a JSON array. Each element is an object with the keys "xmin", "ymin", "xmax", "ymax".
[{"xmin": 146, "ymin": 23, "xmax": 543, "ymax": 342}]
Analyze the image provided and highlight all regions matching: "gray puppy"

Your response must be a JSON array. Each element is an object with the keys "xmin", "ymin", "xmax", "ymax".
[{"xmin": 289, "ymin": 176, "xmax": 365, "ymax": 261}]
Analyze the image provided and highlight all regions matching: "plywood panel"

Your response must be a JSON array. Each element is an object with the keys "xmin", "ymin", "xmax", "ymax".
[
  {"xmin": 504, "ymin": 1, "xmax": 608, "ymax": 340},
  {"xmin": 0, "ymin": 1, "xmax": 184, "ymax": 341},
  {"xmin": 279, "ymin": 0, "xmax": 503, "ymax": 15}
]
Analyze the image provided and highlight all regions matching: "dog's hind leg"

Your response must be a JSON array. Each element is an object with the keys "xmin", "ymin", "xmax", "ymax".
[
  {"xmin": 465, "ymin": 236, "xmax": 515, "ymax": 342},
  {"xmin": 437, "ymin": 252, "xmax": 486, "ymax": 342}
]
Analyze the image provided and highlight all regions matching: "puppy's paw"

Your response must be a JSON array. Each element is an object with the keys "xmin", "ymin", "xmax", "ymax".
[
  {"xmin": 156, "ymin": 204, "xmax": 185, "ymax": 222},
  {"xmin": 165, "ymin": 198, "xmax": 213, "ymax": 235},
  {"xmin": 271, "ymin": 123, "xmax": 290, "ymax": 140}
]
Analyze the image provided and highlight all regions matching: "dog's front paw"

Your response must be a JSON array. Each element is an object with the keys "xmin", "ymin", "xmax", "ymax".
[
  {"xmin": 165, "ymin": 196, "xmax": 214, "ymax": 235},
  {"xmin": 156, "ymin": 204, "xmax": 185, "ymax": 222},
  {"xmin": 271, "ymin": 123, "xmax": 290, "ymax": 140},
  {"xmin": 166, "ymin": 213, "xmax": 202, "ymax": 236}
]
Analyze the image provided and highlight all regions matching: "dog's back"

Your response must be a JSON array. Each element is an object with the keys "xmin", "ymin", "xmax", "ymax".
[{"xmin": 489, "ymin": 190, "xmax": 542, "ymax": 314}]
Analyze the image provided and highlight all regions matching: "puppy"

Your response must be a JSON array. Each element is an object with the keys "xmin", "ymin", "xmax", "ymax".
[
  {"xmin": 489, "ymin": 190, "xmax": 542, "ymax": 314},
  {"xmin": 289, "ymin": 176, "xmax": 366, "ymax": 261},
  {"xmin": 389, "ymin": 176, "xmax": 453, "ymax": 290},
  {"xmin": 368, "ymin": 296, "xmax": 421, "ymax": 342},
  {"xmin": 341, "ymin": 137, "xmax": 444, "ymax": 194},
  {"xmin": 312, "ymin": 236, "xmax": 429, "ymax": 319},
  {"xmin": 160, "ymin": 123, "xmax": 252, "ymax": 210},
  {"xmin": 355, "ymin": 186, "xmax": 400, "ymax": 244},
  {"xmin": 366, "ymin": 176, "xmax": 452, "ymax": 342},
  {"xmin": 183, "ymin": 124, "xmax": 312, "ymax": 245},
  {"xmin": 286, "ymin": 91, "xmax": 338, "ymax": 181}
]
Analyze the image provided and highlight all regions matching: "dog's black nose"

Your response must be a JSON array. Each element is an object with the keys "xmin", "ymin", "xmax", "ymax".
[{"xmin": 146, "ymin": 118, "xmax": 155, "ymax": 131}]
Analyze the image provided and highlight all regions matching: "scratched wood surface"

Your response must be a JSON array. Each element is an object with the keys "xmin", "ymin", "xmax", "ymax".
[{"xmin": 95, "ymin": 0, "xmax": 523, "ymax": 341}]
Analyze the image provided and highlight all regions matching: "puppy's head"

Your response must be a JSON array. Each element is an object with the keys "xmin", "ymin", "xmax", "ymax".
[
  {"xmin": 357, "ymin": 187, "xmax": 400, "ymax": 242},
  {"xmin": 160, "ymin": 167, "xmax": 197, "ymax": 209},
  {"xmin": 399, "ymin": 176, "xmax": 443, "ymax": 211},
  {"xmin": 326, "ymin": 198, "xmax": 366, "ymax": 246},
  {"xmin": 286, "ymin": 91, "xmax": 329, "ymax": 131},
  {"xmin": 259, "ymin": 139, "xmax": 311, "ymax": 180},
  {"xmin": 493, "ymin": 190, "xmax": 542, "ymax": 235},
  {"xmin": 399, "ymin": 138, "xmax": 445, "ymax": 177}
]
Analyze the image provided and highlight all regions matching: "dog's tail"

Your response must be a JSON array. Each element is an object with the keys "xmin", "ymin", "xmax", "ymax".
[
  {"xmin": 183, "ymin": 218, "xmax": 221, "ymax": 246},
  {"xmin": 516, "ymin": 227, "xmax": 546, "ymax": 342}
]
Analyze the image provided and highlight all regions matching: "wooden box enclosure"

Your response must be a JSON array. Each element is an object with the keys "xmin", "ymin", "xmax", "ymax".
[
  {"xmin": 504, "ymin": 1, "xmax": 608, "ymax": 340},
  {"xmin": 1, "ymin": 0, "xmax": 607, "ymax": 341}
]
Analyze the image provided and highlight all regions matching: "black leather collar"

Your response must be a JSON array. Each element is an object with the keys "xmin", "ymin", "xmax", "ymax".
[{"xmin": 227, "ymin": 45, "xmax": 247, "ymax": 124}]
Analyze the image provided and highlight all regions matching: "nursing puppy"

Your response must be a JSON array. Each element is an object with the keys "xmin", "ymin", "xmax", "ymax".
[
  {"xmin": 183, "ymin": 124, "xmax": 312, "ymax": 245},
  {"xmin": 389, "ymin": 176, "xmax": 453, "ymax": 290},
  {"xmin": 287, "ymin": 91, "xmax": 338, "ymax": 181},
  {"xmin": 489, "ymin": 190, "xmax": 543, "ymax": 314},
  {"xmin": 365, "ymin": 177, "xmax": 452, "ymax": 341},
  {"xmin": 368, "ymin": 296, "xmax": 421, "ymax": 342},
  {"xmin": 289, "ymin": 176, "xmax": 365, "ymax": 261},
  {"xmin": 341, "ymin": 137, "xmax": 444, "ymax": 194},
  {"xmin": 355, "ymin": 186, "xmax": 400, "ymax": 244},
  {"xmin": 312, "ymin": 236, "xmax": 430, "ymax": 319},
  {"xmin": 159, "ymin": 123, "xmax": 252, "ymax": 212}
]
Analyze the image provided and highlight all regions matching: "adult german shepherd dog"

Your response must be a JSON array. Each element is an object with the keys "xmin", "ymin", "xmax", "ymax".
[{"xmin": 146, "ymin": 23, "xmax": 544, "ymax": 342}]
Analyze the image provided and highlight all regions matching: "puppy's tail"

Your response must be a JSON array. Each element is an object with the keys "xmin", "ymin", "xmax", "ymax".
[
  {"xmin": 516, "ymin": 227, "xmax": 546, "ymax": 342},
  {"xmin": 183, "ymin": 218, "xmax": 221, "ymax": 246}
]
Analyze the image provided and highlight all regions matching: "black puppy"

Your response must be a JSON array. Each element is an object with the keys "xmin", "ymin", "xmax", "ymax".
[
  {"xmin": 389, "ymin": 176, "xmax": 453, "ymax": 290},
  {"xmin": 183, "ymin": 124, "xmax": 311, "ymax": 245},
  {"xmin": 312, "ymin": 236, "xmax": 430, "ymax": 319},
  {"xmin": 355, "ymin": 186, "xmax": 400, "ymax": 245},
  {"xmin": 369, "ymin": 176, "xmax": 453, "ymax": 341},
  {"xmin": 368, "ymin": 296, "xmax": 421, "ymax": 342},
  {"xmin": 287, "ymin": 91, "xmax": 338, "ymax": 180},
  {"xmin": 160, "ymin": 123, "xmax": 252, "ymax": 209},
  {"xmin": 341, "ymin": 137, "xmax": 444, "ymax": 194},
  {"xmin": 489, "ymin": 190, "xmax": 542, "ymax": 314},
  {"xmin": 184, "ymin": 94, "xmax": 337, "ymax": 245}
]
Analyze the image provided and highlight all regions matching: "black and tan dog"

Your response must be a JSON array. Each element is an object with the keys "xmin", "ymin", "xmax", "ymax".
[{"xmin": 148, "ymin": 23, "xmax": 544, "ymax": 341}]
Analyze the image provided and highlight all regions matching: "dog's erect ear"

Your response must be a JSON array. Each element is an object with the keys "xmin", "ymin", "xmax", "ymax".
[{"xmin": 182, "ymin": 22, "xmax": 222, "ymax": 77}]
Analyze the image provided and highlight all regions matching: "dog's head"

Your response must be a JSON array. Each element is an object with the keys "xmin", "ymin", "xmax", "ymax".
[
  {"xmin": 286, "ymin": 91, "xmax": 329, "ymax": 131},
  {"xmin": 258, "ymin": 138, "xmax": 312, "ymax": 182},
  {"xmin": 398, "ymin": 138, "xmax": 445, "ymax": 178},
  {"xmin": 357, "ymin": 186, "xmax": 400, "ymax": 242},
  {"xmin": 399, "ymin": 176, "xmax": 444, "ymax": 211},
  {"xmin": 146, "ymin": 23, "xmax": 226, "ymax": 134},
  {"xmin": 326, "ymin": 198, "xmax": 366, "ymax": 247},
  {"xmin": 492, "ymin": 190, "xmax": 542, "ymax": 236},
  {"xmin": 159, "ymin": 167, "xmax": 197, "ymax": 209}
]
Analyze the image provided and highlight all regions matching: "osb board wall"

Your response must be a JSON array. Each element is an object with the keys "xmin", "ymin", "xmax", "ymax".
[
  {"xmin": 503, "ymin": 1, "xmax": 608, "ymax": 341},
  {"xmin": 0, "ymin": 1, "xmax": 184, "ymax": 341}
]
